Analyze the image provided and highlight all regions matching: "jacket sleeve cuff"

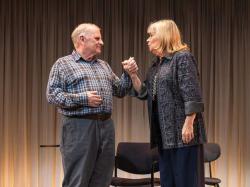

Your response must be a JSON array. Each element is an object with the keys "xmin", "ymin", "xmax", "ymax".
[
  {"xmin": 184, "ymin": 101, "xmax": 204, "ymax": 115},
  {"xmin": 129, "ymin": 83, "xmax": 147, "ymax": 100}
]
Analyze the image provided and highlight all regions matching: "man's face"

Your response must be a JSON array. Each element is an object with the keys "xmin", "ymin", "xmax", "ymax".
[{"xmin": 82, "ymin": 28, "xmax": 104, "ymax": 56}]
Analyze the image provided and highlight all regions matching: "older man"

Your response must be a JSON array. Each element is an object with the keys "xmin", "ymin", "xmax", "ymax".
[{"xmin": 46, "ymin": 23, "xmax": 137, "ymax": 187}]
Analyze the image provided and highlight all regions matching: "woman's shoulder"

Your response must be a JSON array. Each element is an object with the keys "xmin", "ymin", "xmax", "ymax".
[
  {"xmin": 172, "ymin": 50, "xmax": 197, "ymax": 66},
  {"xmin": 173, "ymin": 50, "xmax": 193, "ymax": 59}
]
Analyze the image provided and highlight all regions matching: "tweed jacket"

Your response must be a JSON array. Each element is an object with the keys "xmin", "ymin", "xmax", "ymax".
[{"xmin": 135, "ymin": 51, "xmax": 207, "ymax": 149}]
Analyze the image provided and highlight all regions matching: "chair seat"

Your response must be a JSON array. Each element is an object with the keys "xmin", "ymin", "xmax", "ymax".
[
  {"xmin": 111, "ymin": 177, "xmax": 160, "ymax": 186},
  {"xmin": 205, "ymin": 177, "xmax": 221, "ymax": 185}
]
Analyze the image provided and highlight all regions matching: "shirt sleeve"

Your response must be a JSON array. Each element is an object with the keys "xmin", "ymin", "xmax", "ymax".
[
  {"xmin": 176, "ymin": 52, "xmax": 204, "ymax": 115},
  {"xmin": 112, "ymin": 70, "xmax": 132, "ymax": 97},
  {"xmin": 101, "ymin": 62, "xmax": 132, "ymax": 97},
  {"xmin": 46, "ymin": 61, "xmax": 88, "ymax": 108}
]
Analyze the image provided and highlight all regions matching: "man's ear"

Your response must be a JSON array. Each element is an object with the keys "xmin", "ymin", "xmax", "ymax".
[{"xmin": 79, "ymin": 35, "xmax": 85, "ymax": 42}]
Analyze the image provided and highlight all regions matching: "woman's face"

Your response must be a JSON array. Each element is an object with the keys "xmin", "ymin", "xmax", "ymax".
[{"xmin": 147, "ymin": 29, "xmax": 161, "ymax": 56}]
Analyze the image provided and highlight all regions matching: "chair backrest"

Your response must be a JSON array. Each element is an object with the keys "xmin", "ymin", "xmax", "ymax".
[
  {"xmin": 203, "ymin": 143, "xmax": 221, "ymax": 163},
  {"xmin": 115, "ymin": 142, "xmax": 159, "ymax": 174}
]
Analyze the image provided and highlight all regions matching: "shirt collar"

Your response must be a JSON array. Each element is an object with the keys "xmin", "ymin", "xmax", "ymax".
[
  {"xmin": 72, "ymin": 50, "xmax": 98, "ymax": 63},
  {"xmin": 72, "ymin": 50, "xmax": 82, "ymax": 62}
]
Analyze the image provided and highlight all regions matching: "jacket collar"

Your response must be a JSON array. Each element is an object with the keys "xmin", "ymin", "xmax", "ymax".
[{"xmin": 152, "ymin": 55, "xmax": 173, "ymax": 67}]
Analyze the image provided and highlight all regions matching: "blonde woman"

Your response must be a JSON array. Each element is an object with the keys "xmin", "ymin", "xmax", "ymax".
[{"xmin": 124, "ymin": 19, "xmax": 206, "ymax": 187}]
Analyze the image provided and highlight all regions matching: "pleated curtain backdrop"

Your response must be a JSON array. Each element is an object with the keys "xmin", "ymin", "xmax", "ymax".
[{"xmin": 0, "ymin": 0, "xmax": 250, "ymax": 187}]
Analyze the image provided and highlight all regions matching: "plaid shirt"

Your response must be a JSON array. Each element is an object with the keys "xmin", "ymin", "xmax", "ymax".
[{"xmin": 47, "ymin": 50, "xmax": 131, "ymax": 116}]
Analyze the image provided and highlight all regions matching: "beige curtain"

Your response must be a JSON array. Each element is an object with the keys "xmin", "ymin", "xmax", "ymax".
[{"xmin": 0, "ymin": 0, "xmax": 249, "ymax": 186}]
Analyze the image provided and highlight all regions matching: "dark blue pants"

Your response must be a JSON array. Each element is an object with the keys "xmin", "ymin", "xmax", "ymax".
[
  {"xmin": 60, "ymin": 116, "xmax": 115, "ymax": 187},
  {"xmin": 159, "ymin": 144, "xmax": 205, "ymax": 187}
]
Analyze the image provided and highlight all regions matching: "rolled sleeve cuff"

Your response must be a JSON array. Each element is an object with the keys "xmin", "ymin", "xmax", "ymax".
[
  {"xmin": 129, "ymin": 83, "xmax": 147, "ymax": 99},
  {"xmin": 184, "ymin": 101, "xmax": 204, "ymax": 115},
  {"xmin": 123, "ymin": 72, "xmax": 132, "ymax": 87},
  {"xmin": 137, "ymin": 84, "xmax": 147, "ymax": 99}
]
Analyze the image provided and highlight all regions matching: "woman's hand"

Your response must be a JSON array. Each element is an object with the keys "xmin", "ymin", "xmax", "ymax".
[{"xmin": 182, "ymin": 113, "xmax": 196, "ymax": 144}]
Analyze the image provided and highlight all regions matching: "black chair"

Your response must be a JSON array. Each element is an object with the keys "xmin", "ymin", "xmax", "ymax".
[
  {"xmin": 110, "ymin": 142, "xmax": 160, "ymax": 187},
  {"xmin": 203, "ymin": 143, "xmax": 221, "ymax": 187}
]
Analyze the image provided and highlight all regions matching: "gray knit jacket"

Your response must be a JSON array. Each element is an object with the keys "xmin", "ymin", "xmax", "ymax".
[{"xmin": 133, "ymin": 51, "xmax": 207, "ymax": 149}]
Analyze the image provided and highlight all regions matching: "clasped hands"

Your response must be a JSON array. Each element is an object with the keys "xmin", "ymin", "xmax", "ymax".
[{"xmin": 122, "ymin": 57, "xmax": 138, "ymax": 76}]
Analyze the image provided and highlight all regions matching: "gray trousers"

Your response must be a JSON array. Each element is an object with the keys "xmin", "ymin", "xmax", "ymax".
[{"xmin": 60, "ymin": 116, "xmax": 115, "ymax": 187}]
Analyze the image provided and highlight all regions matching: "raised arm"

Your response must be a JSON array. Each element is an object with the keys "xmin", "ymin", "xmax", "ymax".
[{"xmin": 122, "ymin": 58, "xmax": 148, "ymax": 100}]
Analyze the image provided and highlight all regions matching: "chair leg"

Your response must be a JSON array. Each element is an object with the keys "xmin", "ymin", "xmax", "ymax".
[
  {"xmin": 151, "ymin": 161, "xmax": 158, "ymax": 187},
  {"xmin": 151, "ymin": 171, "xmax": 154, "ymax": 187},
  {"xmin": 151, "ymin": 162, "xmax": 154, "ymax": 187}
]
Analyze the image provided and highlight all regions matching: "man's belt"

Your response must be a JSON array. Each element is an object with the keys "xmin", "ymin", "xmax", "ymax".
[{"xmin": 73, "ymin": 113, "xmax": 111, "ymax": 121}]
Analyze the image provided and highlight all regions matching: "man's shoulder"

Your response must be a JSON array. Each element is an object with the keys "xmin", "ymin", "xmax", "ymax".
[
  {"xmin": 51, "ymin": 54, "xmax": 76, "ymax": 69},
  {"xmin": 49, "ymin": 54, "xmax": 75, "ymax": 73},
  {"xmin": 97, "ymin": 58, "xmax": 108, "ymax": 64},
  {"xmin": 56, "ymin": 54, "xmax": 75, "ymax": 64}
]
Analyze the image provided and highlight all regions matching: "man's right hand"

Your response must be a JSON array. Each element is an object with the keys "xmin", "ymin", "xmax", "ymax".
[{"xmin": 87, "ymin": 91, "xmax": 103, "ymax": 107}]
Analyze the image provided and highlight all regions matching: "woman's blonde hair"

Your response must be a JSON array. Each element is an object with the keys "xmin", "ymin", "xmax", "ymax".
[{"xmin": 147, "ymin": 19, "xmax": 188, "ymax": 55}]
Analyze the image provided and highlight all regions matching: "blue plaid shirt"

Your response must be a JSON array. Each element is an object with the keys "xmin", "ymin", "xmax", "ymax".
[{"xmin": 47, "ymin": 50, "xmax": 131, "ymax": 116}]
